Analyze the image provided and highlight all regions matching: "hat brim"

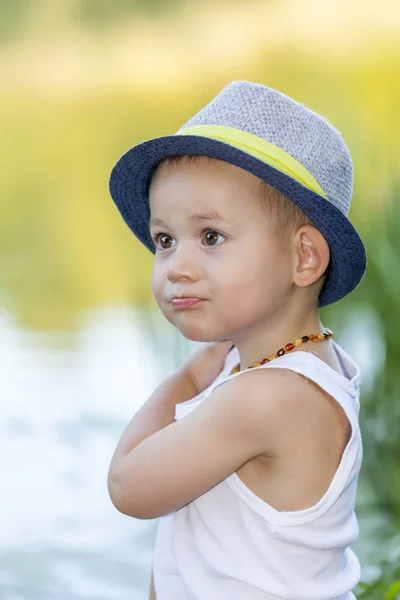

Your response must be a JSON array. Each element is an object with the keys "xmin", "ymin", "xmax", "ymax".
[{"xmin": 109, "ymin": 135, "xmax": 366, "ymax": 307}]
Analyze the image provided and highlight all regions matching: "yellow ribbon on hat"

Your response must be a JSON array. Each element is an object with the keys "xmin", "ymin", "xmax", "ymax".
[{"xmin": 176, "ymin": 124, "xmax": 327, "ymax": 199}]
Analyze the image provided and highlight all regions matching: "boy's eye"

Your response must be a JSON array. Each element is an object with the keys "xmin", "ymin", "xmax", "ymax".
[
  {"xmin": 157, "ymin": 234, "xmax": 172, "ymax": 249},
  {"xmin": 203, "ymin": 230, "xmax": 220, "ymax": 246}
]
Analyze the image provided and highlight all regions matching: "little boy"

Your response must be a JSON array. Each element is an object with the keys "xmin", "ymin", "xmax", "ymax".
[{"xmin": 107, "ymin": 81, "xmax": 366, "ymax": 599}]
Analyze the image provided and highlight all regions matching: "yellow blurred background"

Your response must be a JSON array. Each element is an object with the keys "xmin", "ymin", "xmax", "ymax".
[{"xmin": 1, "ymin": 0, "xmax": 399, "ymax": 329}]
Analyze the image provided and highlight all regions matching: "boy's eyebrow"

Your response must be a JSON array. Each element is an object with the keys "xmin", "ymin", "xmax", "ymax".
[{"xmin": 149, "ymin": 211, "xmax": 233, "ymax": 228}]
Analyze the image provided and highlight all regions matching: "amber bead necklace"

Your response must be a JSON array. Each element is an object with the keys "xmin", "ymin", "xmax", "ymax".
[{"xmin": 230, "ymin": 328, "xmax": 334, "ymax": 374}]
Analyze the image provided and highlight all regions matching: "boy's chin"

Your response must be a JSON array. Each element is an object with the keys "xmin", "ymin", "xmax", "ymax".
[
  {"xmin": 179, "ymin": 330, "xmax": 216, "ymax": 343},
  {"xmin": 174, "ymin": 323, "xmax": 222, "ymax": 343},
  {"xmin": 162, "ymin": 309, "xmax": 230, "ymax": 342}
]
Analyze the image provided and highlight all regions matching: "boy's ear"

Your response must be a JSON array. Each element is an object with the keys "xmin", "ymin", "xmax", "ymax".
[{"xmin": 292, "ymin": 225, "xmax": 330, "ymax": 289}]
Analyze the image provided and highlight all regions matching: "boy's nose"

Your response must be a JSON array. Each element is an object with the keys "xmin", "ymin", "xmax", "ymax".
[{"xmin": 167, "ymin": 245, "xmax": 201, "ymax": 283}]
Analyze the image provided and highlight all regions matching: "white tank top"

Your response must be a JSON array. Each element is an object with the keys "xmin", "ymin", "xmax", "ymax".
[{"xmin": 153, "ymin": 340, "xmax": 363, "ymax": 600}]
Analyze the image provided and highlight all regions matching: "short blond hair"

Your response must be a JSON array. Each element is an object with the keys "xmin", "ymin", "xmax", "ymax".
[{"xmin": 154, "ymin": 155, "xmax": 313, "ymax": 237}]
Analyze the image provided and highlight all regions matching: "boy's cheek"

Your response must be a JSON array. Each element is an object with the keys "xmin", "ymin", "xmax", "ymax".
[
  {"xmin": 150, "ymin": 269, "xmax": 163, "ymax": 298},
  {"xmin": 150, "ymin": 273, "xmax": 173, "ymax": 318},
  {"xmin": 151, "ymin": 282, "xmax": 164, "ymax": 307}
]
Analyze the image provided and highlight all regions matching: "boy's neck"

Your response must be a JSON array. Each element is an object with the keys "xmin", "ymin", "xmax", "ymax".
[{"xmin": 231, "ymin": 312, "xmax": 324, "ymax": 371}]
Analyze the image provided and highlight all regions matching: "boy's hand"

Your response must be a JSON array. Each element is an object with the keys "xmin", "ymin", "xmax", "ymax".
[{"xmin": 179, "ymin": 340, "xmax": 234, "ymax": 396}]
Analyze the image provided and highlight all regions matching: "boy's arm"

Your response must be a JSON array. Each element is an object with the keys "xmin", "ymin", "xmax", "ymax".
[
  {"xmin": 108, "ymin": 369, "xmax": 197, "ymax": 467},
  {"xmin": 108, "ymin": 341, "xmax": 232, "ymax": 504},
  {"xmin": 107, "ymin": 368, "xmax": 295, "ymax": 519}
]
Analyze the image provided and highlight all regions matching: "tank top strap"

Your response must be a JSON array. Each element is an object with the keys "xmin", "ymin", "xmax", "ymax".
[
  {"xmin": 210, "ymin": 342, "xmax": 361, "ymax": 421},
  {"xmin": 175, "ymin": 342, "xmax": 361, "ymax": 421}
]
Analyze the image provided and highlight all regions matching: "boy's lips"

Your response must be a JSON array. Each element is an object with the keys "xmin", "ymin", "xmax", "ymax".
[{"xmin": 170, "ymin": 297, "xmax": 205, "ymax": 309}]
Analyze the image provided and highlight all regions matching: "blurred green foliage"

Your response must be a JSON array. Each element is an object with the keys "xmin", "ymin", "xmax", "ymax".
[
  {"xmin": 0, "ymin": 0, "xmax": 34, "ymax": 43},
  {"xmin": 0, "ymin": 0, "xmax": 244, "ymax": 42},
  {"xmin": 355, "ymin": 560, "xmax": 400, "ymax": 598},
  {"xmin": 0, "ymin": 0, "xmax": 175, "ymax": 43},
  {"xmin": 76, "ymin": 0, "xmax": 189, "ymax": 27}
]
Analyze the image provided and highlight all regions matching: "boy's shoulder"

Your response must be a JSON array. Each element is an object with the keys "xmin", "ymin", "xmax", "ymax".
[
  {"xmin": 207, "ymin": 357, "xmax": 351, "ymax": 459},
  {"xmin": 204, "ymin": 365, "xmax": 324, "ymax": 456},
  {"xmin": 218, "ymin": 366, "xmax": 353, "ymax": 514}
]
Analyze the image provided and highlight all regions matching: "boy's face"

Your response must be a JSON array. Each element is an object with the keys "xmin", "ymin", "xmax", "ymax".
[{"xmin": 149, "ymin": 158, "xmax": 295, "ymax": 343}]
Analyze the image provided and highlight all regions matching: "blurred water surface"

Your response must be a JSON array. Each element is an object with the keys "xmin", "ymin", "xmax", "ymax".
[{"xmin": 0, "ymin": 306, "xmax": 196, "ymax": 600}]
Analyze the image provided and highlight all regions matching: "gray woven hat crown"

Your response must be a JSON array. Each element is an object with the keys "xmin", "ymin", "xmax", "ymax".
[
  {"xmin": 179, "ymin": 82, "xmax": 353, "ymax": 217},
  {"xmin": 109, "ymin": 80, "xmax": 366, "ymax": 306}
]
